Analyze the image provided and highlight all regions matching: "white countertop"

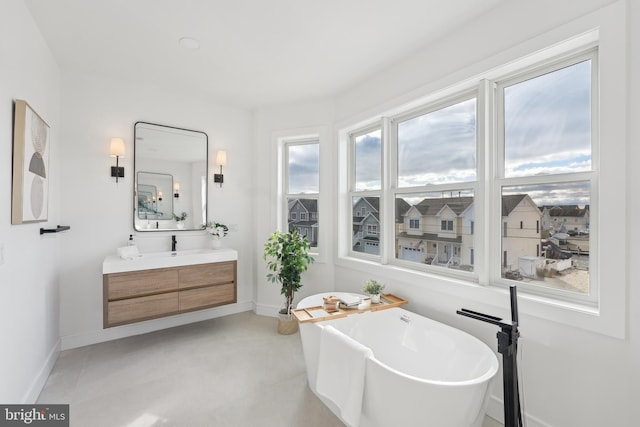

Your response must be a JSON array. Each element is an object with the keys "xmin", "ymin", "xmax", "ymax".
[{"xmin": 103, "ymin": 248, "xmax": 238, "ymax": 274}]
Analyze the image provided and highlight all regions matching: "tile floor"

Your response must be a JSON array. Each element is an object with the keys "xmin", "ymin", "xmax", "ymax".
[{"xmin": 38, "ymin": 311, "xmax": 502, "ymax": 426}]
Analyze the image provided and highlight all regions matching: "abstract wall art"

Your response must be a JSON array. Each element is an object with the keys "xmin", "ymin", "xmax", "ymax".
[{"xmin": 12, "ymin": 99, "xmax": 50, "ymax": 224}]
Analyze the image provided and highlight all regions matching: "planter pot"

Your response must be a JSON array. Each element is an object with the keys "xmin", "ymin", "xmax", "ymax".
[
  {"xmin": 211, "ymin": 237, "xmax": 222, "ymax": 248},
  {"xmin": 370, "ymin": 294, "xmax": 381, "ymax": 304},
  {"xmin": 176, "ymin": 222, "xmax": 185, "ymax": 229},
  {"xmin": 277, "ymin": 314, "xmax": 299, "ymax": 335}
]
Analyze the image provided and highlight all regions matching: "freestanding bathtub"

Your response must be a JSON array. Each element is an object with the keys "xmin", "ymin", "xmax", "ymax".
[{"xmin": 297, "ymin": 293, "xmax": 499, "ymax": 427}]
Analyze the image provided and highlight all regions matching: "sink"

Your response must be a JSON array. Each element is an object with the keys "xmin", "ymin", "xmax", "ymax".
[{"xmin": 103, "ymin": 248, "xmax": 238, "ymax": 274}]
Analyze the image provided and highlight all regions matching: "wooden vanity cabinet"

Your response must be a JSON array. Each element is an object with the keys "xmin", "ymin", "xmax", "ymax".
[{"xmin": 103, "ymin": 261, "xmax": 237, "ymax": 328}]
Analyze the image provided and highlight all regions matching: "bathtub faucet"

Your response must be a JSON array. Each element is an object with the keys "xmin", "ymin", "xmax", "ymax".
[
  {"xmin": 400, "ymin": 314, "xmax": 411, "ymax": 323},
  {"xmin": 456, "ymin": 285, "xmax": 522, "ymax": 427}
]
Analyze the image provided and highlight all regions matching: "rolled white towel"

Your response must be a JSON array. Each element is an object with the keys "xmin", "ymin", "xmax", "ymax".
[{"xmin": 117, "ymin": 246, "xmax": 139, "ymax": 260}]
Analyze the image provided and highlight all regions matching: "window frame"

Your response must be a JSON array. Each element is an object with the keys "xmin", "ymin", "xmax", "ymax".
[
  {"xmin": 492, "ymin": 48, "xmax": 599, "ymax": 306},
  {"xmin": 347, "ymin": 124, "xmax": 384, "ymax": 261},
  {"xmin": 388, "ymin": 90, "xmax": 480, "ymax": 278},
  {"xmin": 282, "ymin": 136, "xmax": 321, "ymax": 254},
  {"xmin": 340, "ymin": 46, "xmax": 600, "ymax": 307}
]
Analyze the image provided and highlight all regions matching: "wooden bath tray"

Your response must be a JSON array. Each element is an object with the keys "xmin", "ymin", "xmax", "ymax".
[{"xmin": 292, "ymin": 294, "xmax": 408, "ymax": 323}]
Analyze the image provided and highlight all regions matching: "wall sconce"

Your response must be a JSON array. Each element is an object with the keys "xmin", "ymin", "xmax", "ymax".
[
  {"xmin": 214, "ymin": 150, "xmax": 227, "ymax": 187},
  {"xmin": 110, "ymin": 137, "xmax": 125, "ymax": 182},
  {"xmin": 174, "ymin": 183, "xmax": 180, "ymax": 198},
  {"xmin": 158, "ymin": 191, "xmax": 163, "ymax": 201}
]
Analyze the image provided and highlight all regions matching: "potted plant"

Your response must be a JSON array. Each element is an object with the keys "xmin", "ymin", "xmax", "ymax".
[
  {"xmin": 263, "ymin": 229, "xmax": 315, "ymax": 334},
  {"xmin": 202, "ymin": 221, "xmax": 229, "ymax": 247},
  {"xmin": 362, "ymin": 279, "xmax": 385, "ymax": 304},
  {"xmin": 173, "ymin": 211, "xmax": 187, "ymax": 228}
]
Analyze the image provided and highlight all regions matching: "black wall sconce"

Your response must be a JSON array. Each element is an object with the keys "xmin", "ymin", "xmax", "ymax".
[
  {"xmin": 174, "ymin": 182, "xmax": 180, "ymax": 198},
  {"xmin": 110, "ymin": 137, "xmax": 125, "ymax": 182},
  {"xmin": 214, "ymin": 150, "xmax": 227, "ymax": 187}
]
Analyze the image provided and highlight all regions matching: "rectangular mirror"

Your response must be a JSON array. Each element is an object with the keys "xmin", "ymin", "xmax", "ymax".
[{"xmin": 134, "ymin": 122, "xmax": 208, "ymax": 231}]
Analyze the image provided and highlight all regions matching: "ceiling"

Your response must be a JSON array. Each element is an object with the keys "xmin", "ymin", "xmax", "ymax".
[{"xmin": 24, "ymin": 0, "xmax": 506, "ymax": 110}]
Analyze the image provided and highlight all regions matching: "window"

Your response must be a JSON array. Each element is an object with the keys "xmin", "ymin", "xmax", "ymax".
[
  {"xmin": 284, "ymin": 139, "xmax": 319, "ymax": 248},
  {"xmin": 341, "ymin": 46, "xmax": 598, "ymax": 306},
  {"xmin": 441, "ymin": 220, "xmax": 454, "ymax": 231},
  {"xmin": 394, "ymin": 95, "xmax": 477, "ymax": 272},
  {"xmin": 350, "ymin": 127, "xmax": 382, "ymax": 256},
  {"xmin": 497, "ymin": 54, "xmax": 595, "ymax": 297}
]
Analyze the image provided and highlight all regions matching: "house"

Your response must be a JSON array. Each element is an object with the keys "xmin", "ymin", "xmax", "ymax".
[
  {"xmin": 288, "ymin": 198, "xmax": 318, "ymax": 246},
  {"xmin": 397, "ymin": 196, "xmax": 475, "ymax": 267},
  {"xmin": 501, "ymin": 194, "xmax": 543, "ymax": 274},
  {"xmin": 352, "ymin": 197, "xmax": 380, "ymax": 254},
  {"xmin": 540, "ymin": 204, "xmax": 590, "ymax": 234},
  {"xmin": 395, "ymin": 194, "xmax": 542, "ymax": 274},
  {"xmin": 352, "ymin": 197, "xmax": 412, "ymax": 254}
]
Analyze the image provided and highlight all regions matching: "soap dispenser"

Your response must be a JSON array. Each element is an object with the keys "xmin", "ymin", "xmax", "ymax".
[{"xmin": 127, "ymin": 234, "xmax": 135, "ymax": 246}]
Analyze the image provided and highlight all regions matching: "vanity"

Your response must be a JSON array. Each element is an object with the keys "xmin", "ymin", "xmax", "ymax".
[{"xmin": 102, "ymin": 248, "xmax": 237, "ymax": 328}]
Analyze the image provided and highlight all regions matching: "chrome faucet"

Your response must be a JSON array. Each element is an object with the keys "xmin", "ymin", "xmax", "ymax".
[{"xmin": 171, "ymin": 235, "xmax": 177, "ymax": 252}]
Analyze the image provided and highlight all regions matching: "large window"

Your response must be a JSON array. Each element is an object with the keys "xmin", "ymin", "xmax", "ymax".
[
  {"xmin": 285, "ymin": 139, "xmax": 319, "ymax": 248},
  {"xmin": 343, "ymin": 47, "xmax": 597, "ymax": 305}
]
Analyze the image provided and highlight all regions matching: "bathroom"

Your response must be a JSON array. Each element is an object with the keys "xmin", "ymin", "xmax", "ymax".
[{"xmin": 1, "ymin": 0, "xmax": 639, "ymax": 426}]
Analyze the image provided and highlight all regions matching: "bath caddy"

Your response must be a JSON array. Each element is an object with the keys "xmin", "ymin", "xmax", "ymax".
[{"xmin": 292, "ymin": 293, "xmax": 407, "ymax": 323}]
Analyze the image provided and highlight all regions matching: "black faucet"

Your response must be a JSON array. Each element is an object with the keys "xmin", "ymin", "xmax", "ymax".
[{"xmin": 171, "ymin": 235, "xmax": 177, "ymax": 252}]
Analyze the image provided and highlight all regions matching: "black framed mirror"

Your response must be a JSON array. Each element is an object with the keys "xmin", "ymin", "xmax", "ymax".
[{"xmin": 134, "ymin": 122, "xmax": 208, "ymax": 231}]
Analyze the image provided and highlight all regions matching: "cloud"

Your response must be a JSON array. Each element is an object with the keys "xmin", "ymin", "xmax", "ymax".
[
  {"xmin": 355, "ymin": 131, "xmax": 382, "ymax": 190},
  {"xmin": 288, "ymin": 143, "xmax": 319, "ymax": 194},
  {"xmin": 397, "ymin": 98, "xmax": 477, "ymax": 185},
  {"xmin": 503, "ymin": 181, "xmax": 590, "ymax": 207},
  {"xmin": 504, "ymin": 59, "xmax": 592, "ymax": 176}
]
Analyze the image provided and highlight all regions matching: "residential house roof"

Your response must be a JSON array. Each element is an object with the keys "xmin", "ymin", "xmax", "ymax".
[
  {"xmin": 540, "ymin": 205, "xmax": 589, "ymax": 217},
  {"xmin": 502, "ymin": 194, "xmax": 529, "ymax": 216},
  {"xmin": 413, "ymin": 196, "xmax": 474, "ymax": 216}
]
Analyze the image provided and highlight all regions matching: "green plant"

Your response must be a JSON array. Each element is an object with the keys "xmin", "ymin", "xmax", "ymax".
[
  {"xmin": 362, "ymin": 279, "xmax": 385, "ymax": 295},
  {"xmin": 173, "ymin": 211, "xmax": 187, "ymax": 221},
  {"xmin": 202, "ymin": 221, "xmax": 229, "ymax": 237},
  {"xmin": 263, "ymin": 229, "xmax": 315, "ymax": 315}
]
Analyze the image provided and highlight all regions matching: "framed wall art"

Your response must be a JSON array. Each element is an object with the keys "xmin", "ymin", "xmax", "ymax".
[{"xmin": 12, "ymin": 99, "xmax": 50, "ymax": 224}]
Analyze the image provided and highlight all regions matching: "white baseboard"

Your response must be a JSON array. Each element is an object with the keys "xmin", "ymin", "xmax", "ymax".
[
  {"xmin": 23, "ymin": 338, "xmax": 60, "ymax": 403},
  {"xmin": 60, "ymin": 301, "xmax": 254, "ymax": 350},
  {"xmin": 487, "ymin": 394, "xmax": 551, "ymax": 427}
]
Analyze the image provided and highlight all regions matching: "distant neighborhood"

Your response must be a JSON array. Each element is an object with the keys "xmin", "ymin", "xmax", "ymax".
[{"xmin": 287, "ymin": 195, "xmax": 590, "ymax": 283}]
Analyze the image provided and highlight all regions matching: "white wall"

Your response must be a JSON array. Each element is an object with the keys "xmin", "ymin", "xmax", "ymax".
[
  {"xmin": 255, "ymin": 1, "xmax": 637, "ymax": 426},
  {"xmin": 627, "ymin": 0, "xmax": 640, "ymax": 423},
  {"xmin": 57, "ymin": 71, "xmax": 254, "ymax": 349},
  {"xmin": 252, "ymin": 99, "xmax": 336, "ymax": 315},
  {"xmin": 333, "ymin": 2, "xmax": 634, "ymax": 426},
  {"xmin": 0, "ymin": 0, "xmax": 62, "ymax": 403}
]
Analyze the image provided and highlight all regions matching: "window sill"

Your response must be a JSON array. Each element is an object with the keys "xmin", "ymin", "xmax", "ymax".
[{"xmin": 335, "ymin": 255, "xmax": 624, "ymax": 339}]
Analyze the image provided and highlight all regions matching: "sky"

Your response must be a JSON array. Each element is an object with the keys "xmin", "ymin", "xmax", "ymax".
[
  {"xmin": 287, "ymin": 143, "xmax": 319, "ymax": 194},
  {"xmin": 352, "ymin": 59, "xmax": 592, "ymax": 207}
]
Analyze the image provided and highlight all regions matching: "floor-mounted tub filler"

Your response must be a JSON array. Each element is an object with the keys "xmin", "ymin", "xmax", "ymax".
[{"xmin": 297, "ymin": 293, "xmax": 499, "ymax": 427}]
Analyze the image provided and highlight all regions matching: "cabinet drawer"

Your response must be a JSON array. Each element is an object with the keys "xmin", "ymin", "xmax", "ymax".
[
  {"xmin": 106, "ymin": 269, "xmax": 178, "ymax": 300},
  {"xmin": 179, "ymin": 262, "xmax": 236, "ymax": 289},
  {"xmin": 179, "ymin": 283, "xmax": 236, "ymax": 312},
  {"xmin": 107, "ymin": 292, "xmax": 179, "ymax": 326}
]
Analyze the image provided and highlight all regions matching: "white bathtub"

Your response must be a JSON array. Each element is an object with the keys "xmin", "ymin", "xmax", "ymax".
[{"xmin": 298, "ymin": 293, "xmax": 499, "ymax": 427}]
